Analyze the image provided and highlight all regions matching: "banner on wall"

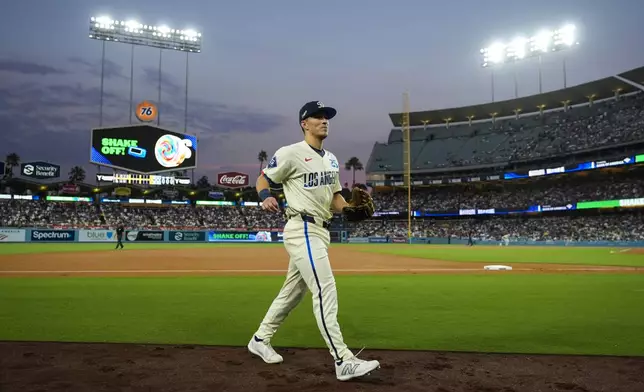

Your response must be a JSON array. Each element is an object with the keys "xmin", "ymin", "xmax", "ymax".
[
  {"xmin": 79, "ymin": 230, "xmax": 116, "ymax": 242},
  {"xmin": 207, "ymin": 230, "xmax": 274, "ymax": 242},
  {"xmin": 30, "ymin": 229, "xmax": 75, "ymax": 242},
  {"xmin": 0, "ymin": 228, "xmax": 26, "ymax": 242},
  {"xmin": 169, "ymin": 231, "xmax": 205, "ymax": 242},
  {"xmin": 125, "ymin": 230, "xmax": 164, "ymax": 242}
]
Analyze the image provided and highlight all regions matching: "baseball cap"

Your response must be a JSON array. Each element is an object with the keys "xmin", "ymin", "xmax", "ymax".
[{"xmin": 299, "ymin": 101, "xmax": 337, "ymax": 122}]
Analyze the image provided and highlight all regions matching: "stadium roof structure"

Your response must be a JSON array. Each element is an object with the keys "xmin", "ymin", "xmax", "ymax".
[{"xmin": 389, "ymin": 65, "xmax": 644, "ymax": 127}]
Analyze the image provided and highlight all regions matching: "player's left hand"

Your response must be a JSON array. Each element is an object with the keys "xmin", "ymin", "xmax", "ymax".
[
  {"xmin": 261, "ymin": 196, "xmax": 280, "ymax": 213},
  {"xmin": 342, "ymin": 187, "xmax": 375, "ymax": 222}
]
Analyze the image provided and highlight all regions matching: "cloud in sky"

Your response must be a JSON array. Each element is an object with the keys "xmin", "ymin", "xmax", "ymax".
[
  {"xmin": 68, "ymin": 56, "xmax": 127, "ymax": 80},
  {"xmin": 0, "ymin": 59, "xmax": 67, "ymax": 76},
  {"xmin": 0, "ymin": 58, "xmax": 291, "ymax": 181}
]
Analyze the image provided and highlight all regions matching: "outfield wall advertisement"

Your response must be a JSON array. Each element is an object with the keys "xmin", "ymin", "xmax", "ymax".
[
  {"xmin": 5, "ymin": 228, "xmax": 643, "ymax": 247},
  {"xmin": 30, "ymin": 229, "xmax": 76, "ymax": 242},
  {"xmin": 79, "ymin": 230, "xmax": 116, "ymax": 242},
  {"xmin": 169, "ymin": 231, "xmax": 206, "ymax": 242},
  {"xmin": 0, "ymin": 228, "xmax": 26, "ymax": 242},
  {"xmin": 125, "ymin": 230, "xmax": 164, "ymax": 242},
  {"xmin": 207, "ymin": 230, "xmax": 281, "ymax": 242}
]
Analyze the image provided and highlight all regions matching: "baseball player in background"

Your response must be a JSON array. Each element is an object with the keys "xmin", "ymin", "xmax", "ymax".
[
  {"xmin": 115, "ymin": 223, "xmax": 124, "ymax": 250},
  {"xmin": 501, "ymin": 233, "xmax": 510, "ymax": 246},
  {"xmin": 247, "ymin": 101, "xmax": 379, "ymax": 381}
]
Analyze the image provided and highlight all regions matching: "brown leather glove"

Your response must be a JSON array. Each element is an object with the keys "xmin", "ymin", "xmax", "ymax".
[{"xmin": 342, "ymin": 187, "xmax": 375, "ymax": 222}]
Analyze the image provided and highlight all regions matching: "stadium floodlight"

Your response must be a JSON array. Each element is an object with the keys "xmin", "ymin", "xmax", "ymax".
[
  {"xmin": 87, "ymin": 14, "xmax": 202, "ymax": 185},
  {"xmin": 87, "ymin": 15, "xmax": 202, "ymax": 127},
  {"xmin": 479, "ymin": 23, "xmax": 579, "ymax": 100},
  {"xmin": 89, "ymin": 16, "xmax": 202, "ymax": 52}
]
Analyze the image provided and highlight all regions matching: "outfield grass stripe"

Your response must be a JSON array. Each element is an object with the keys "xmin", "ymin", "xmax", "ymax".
[
  {"xmin": 351, "ymin": 244, "xmax": 644, "ymax": 267},
  {"xmin": 1, "ymin": 274, "xmax": 644, "ymax": 356}
]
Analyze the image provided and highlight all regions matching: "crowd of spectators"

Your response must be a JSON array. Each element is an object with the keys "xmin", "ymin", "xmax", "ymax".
[
  {"xmin": 347, "ymin": 213, "xmax": 644, "ymax": 242},
  {"xmin": 0, "ymin": 200, "xmax": 287, "ymax": 230},
  {"xmin": 371, "ymin": 172, "xmax": 644, "ymax": 212},
  {"xmin": 372, "ymin": 92, "xmax": 644, "ymax": 171},
  {"xmin": 1, "ymin": 168, "xmax": 643, "ymax": 243}
]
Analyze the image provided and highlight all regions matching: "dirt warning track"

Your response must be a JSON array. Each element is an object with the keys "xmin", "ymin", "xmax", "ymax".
[{"xmin": 0, "ymin": 247, "xmax": 642, "ymax": 277}]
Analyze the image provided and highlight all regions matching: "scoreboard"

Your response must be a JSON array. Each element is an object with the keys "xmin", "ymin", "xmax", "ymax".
[
  {"xmin": 90, "ymin": 125, "xmax": 198, "ymax": 174},
  {"xmin": 96, "ymin": 173, "xmax": 191, "ymax": 186}
]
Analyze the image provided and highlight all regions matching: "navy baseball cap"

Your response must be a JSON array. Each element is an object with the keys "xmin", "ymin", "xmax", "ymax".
[{"xmin": 299, "ymin": 101, "xmax": 337, "ymax": 121}]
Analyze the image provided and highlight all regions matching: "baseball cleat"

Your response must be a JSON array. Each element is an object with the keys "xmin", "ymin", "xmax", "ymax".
[
  {"xmin": 247, "ymin": 336, "xmax": 283, "ymax": 364},
  {"xmin": 335, "ymin": 355, "xmax": 381, "ymax": 381}
]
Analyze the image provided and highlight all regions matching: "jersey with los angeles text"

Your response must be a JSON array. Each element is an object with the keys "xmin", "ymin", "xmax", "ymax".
[{"xmin": 263, "ymin": 140, "xmax": 342, "ymax": 221}]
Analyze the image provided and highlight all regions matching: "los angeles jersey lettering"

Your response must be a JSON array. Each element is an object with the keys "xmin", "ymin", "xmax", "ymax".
[
  {"xmin": 263, "ymin": 141, "xmax": 341, "ymax": 221},
  {"xmin": 303, "ymin": 171, "xmax": 337, "ymax": 188}
]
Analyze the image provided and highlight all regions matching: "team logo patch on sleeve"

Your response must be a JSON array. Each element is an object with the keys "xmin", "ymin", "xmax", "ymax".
[{"xmin": 268, "ymin": 156, "xmax": 277, "ymax": 168}]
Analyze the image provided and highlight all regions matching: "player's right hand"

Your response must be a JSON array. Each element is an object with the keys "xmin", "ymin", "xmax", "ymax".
[{"xmin": 261, "ymin": 197, "xmax": 280, "ymax": 213}]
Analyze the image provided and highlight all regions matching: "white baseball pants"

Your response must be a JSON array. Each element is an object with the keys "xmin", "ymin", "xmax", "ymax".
[{"xmin": 253, "ymin": 217, "xmax": 353, "ymax": 362}]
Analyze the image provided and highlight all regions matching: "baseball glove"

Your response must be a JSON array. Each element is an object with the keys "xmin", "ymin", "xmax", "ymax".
[{"xmin": 342, "ymin": 187, "xmax": 375, "ymax": 222}]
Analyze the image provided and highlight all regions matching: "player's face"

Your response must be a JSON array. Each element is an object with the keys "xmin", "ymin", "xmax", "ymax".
[{"xmin": 302, "ymin": 113, "xmax": 329, "ymax": 139}]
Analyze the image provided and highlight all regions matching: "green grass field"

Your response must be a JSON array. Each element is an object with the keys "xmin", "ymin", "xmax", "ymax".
[{"xmin": 1, "ymin": 243, "xmax": 643, "ymax": 356}]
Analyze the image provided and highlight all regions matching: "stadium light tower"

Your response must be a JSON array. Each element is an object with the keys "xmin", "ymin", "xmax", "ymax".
[
  {"xmin": 480, "ymin": 23, "xmax": 579, "ymax": 100},
  {"xmin": 87, "ymin": 16, "xmax": 202, "ymax": 130}
]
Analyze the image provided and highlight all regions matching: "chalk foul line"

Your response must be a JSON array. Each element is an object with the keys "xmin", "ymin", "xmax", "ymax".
[{"xmin": 0, "ymin": 267, "xmax": 641, "ymax": 274}]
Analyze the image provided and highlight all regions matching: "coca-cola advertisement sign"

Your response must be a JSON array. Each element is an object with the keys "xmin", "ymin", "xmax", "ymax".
[
  {"xmin": 61, "ymin": 184, "xmax": 80, "ymax": 194},
  {"xmin": 217, "ymin": 172, "xmax": 249, "ymax": 188}
]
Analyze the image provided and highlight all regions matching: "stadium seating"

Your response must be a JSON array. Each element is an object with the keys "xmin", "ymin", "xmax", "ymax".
[{"xmin": 367, "ymin": 92, "xmax": 644, "ymax": 172}]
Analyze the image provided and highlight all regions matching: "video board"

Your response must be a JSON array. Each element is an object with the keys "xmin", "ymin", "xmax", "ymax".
[{"xmin": 90, "ymin": 125, "xmax": 198, "ymax": 174}]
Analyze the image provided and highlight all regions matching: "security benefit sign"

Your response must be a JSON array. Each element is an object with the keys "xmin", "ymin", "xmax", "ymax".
[
  {"xmin": 21, "ymin": 161, "xmax": 60, "ymax": 179},
  {"xmin": 90, "ymin": 125, "xmax": 198, "ymax": 174},
  {"xmin": 169, "ymin": 231, "xmax": 205, "ymax": 242}
]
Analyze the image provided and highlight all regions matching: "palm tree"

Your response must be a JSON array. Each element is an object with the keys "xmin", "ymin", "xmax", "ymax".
[
  {"xmin": 196, "ymin": 175, "xmax": 210, "ymax": 188},
  {"xmin": 4, "ymin": 152, "xmax": 20, "ymax": 179},
  {"xmin": 258, "ymin": 150, "xmax": 268, "ymax": 175},
  {"xmin": 344, "ymin": 157, "xmax": 363, "ymax": 187},
  {"xmin": 68, "ymin": 166, "xmax": 86, "ymax": 183}
]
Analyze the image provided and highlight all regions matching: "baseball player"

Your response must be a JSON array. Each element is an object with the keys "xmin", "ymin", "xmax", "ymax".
[
  {"xmin": 115, "ymin": 223, "xmax": 124, "ymax": 250},
  {"xmin": 247, "ymin": 101, "xmax": 379, "ymax": 381},
  {"xmin": 501, "ymin": 233, "xmax": 510, "ymax": 246}
]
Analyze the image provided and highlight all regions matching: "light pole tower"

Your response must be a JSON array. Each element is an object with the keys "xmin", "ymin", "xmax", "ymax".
[{"xmin": 88, "ymin": 15, "xmax": 202, "ymax": 183}]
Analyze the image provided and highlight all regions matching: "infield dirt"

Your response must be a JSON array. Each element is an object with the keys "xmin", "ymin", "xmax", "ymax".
[
  {"xmin": 1, "ymin": 246, "xmax": 642, "ymax": 276},
  {"xmin": 1, "ymin": 246, "xmax": 643, "ymax": 391}
]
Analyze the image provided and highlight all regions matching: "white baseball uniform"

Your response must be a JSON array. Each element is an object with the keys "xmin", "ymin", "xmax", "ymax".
[{"xmin": 253, "ymin": 140, "xmax": 354, "ymax": 363}]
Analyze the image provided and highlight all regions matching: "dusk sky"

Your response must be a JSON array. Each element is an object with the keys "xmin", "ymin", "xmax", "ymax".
[{"xmin": 2, "ymin": 0, "xmax": 644, "ymax": 185}]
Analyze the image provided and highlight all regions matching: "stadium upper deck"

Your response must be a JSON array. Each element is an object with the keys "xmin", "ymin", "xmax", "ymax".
[{"xmin": 366, "ymin": 65, "xmax": 644, "ymax": 186}]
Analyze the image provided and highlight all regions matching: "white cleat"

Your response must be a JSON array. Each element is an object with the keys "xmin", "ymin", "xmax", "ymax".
[
  {"xmin": 335, "ymin": 355, "xmax": 381, "ymax": 381},
  {"xmin": 247, "ymin": 336, "xmax": 283, "ymax": 364}
]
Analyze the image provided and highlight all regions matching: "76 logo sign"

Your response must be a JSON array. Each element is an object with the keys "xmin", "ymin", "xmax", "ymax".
[{"xmin": 135, "ymin": 101, "xmax": 158, "ymax": 122}]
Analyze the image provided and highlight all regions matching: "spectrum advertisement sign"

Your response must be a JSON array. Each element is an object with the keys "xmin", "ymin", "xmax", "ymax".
[
  {"xmin": 31, "ymin": 230, "xmax": 76, "ymax": 242},
  {"xmin": 90, "ymin": 125, "xmax": 198, "ymax": 174},
  {"xmin": 79, "ymin": 230, "xmax": 116, "ymax": 242},
  {"xmin": 207, "ymin": 231, "xmax": 280, "ymax": 242}
]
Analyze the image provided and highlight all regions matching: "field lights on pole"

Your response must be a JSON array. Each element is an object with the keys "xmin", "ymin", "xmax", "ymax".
[
  {"xmin": 88, "ymin": 14, "xmax": 202, "ymax": 184},
  {"xmin": 89, "ymin": 16, "xmax": 202, "ymax": 52},
  {"xmin": 480, "ymin": 24, "xmax": 579, "ymax": 100}
]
